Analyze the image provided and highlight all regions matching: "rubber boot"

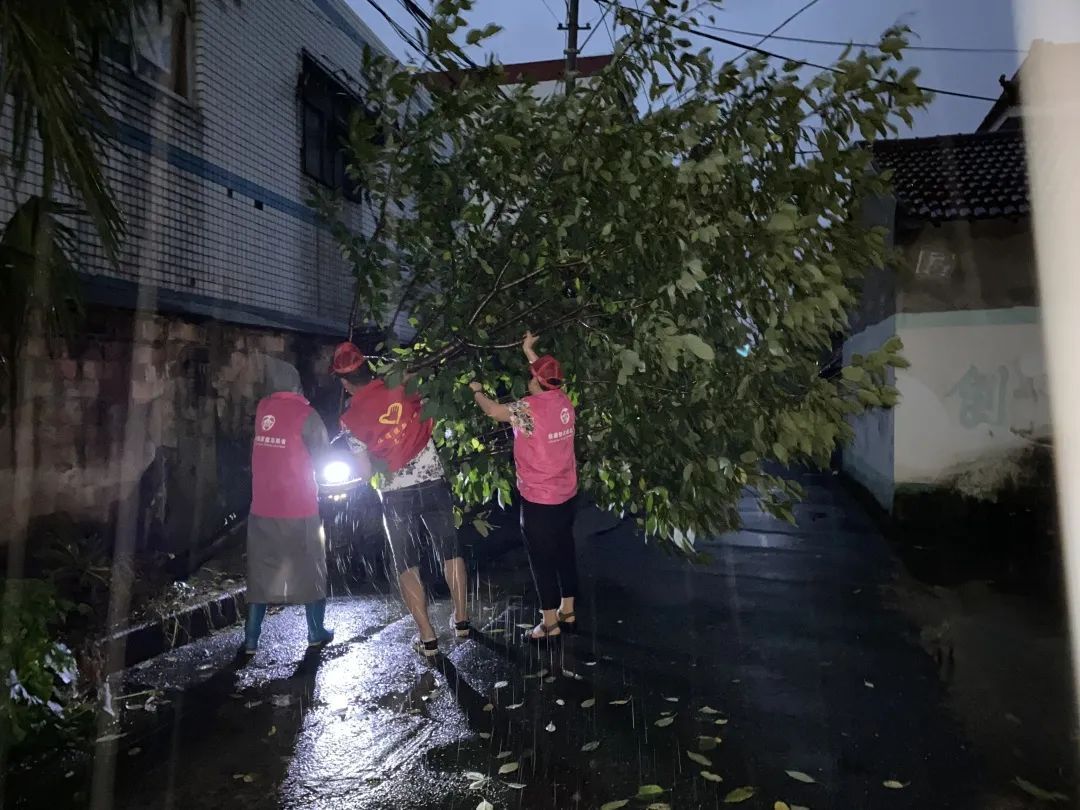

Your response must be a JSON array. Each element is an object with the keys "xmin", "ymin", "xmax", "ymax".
[
  {"xmin": 305, "ymin": 599, "xmax": 334, "ymax": 647},
  {"xmin": 244, "ymin": 603, "xmax": 267, "ymax": 653}
]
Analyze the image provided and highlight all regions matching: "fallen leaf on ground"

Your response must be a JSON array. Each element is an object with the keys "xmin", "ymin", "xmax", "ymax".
[
  {"xmin": 464, "ymin": 772, "xmax": 486, "ymax": 782},
  {"xmin": 882, "ymin": 780, "xmax": 909, "ymax": 790},
  {"xmin": 482, "ymin": 703, "xmax": 494, "ymax": 712},
  {"xmin": 498, "ymin": 762, "xmax": 519, "ymax": 775},
  {"xmin": 637, "ymin": 785, "xmax": 665, "ymax": 798},
  {"xmin": 715, "ymin": 718, "xmax": 730, "ymax": 726},
  {"xmin": 469, "ymin": 780, "xmax": 487, "ymax": 791},
  {"xmin": 698, "ymin": 706, "xmax": 720, "ymax": 715},
  {"xmin": 507, "ymin": 702, "xmax": 524, "ymax": 710},
  {"xmin": 581, "ymin": 698, "xmax": 596, "ymax": 708},
  {"xmin": 698, "ymin": 736, "xmax": 721, "ymax": 751},
  {"xmin": 581, "ymin": 740, "xmax": 601, "ymax": 752},
  {"xmin": 494, "ymin": 681, "xmax": 509, "ymax": 690},
  {"xmin": 478, "ymin": 733, "xmax": 491, "ymax": 740},
  {"xmin": 1013, "ymin": 777, "xmax": 1069, "ymax": 802},
  {"xmin": 477, "ymin": 801, "xmax": 493, "ymax": 810},
  {"xmin": 665, "ymin": 696, "xmax": 679, "ymax": 703},
  {"xmin": 496, "ymin": 751, "xmax": 513, "ymax": 759},
  {"xmin": 95, "ymin": 733, "xmax": 124, "ymax": 744},
  {"xmin": 556, "ymin": 699, "xmax": 565, "ymax": 706},
  {"xmin": 687, "ymin": 751, "xmax": 712, "ymax": 767},
  {"xmin": 654, "ymin": 716, "xmax": 675, "ymax": 728},
  {"xmin": 661, "ymin": 710, "xmax": 674, "ymax": 717},
  {"xmin": 700, "ymin": 771, "xmax": 724, "ymax": 783},
  {"xmin": 775, "ymin": 803, "xmax": 791, "ymax": 810},
  {"xmin": 785, "ymin": 770, "xmax": 816, "ymax": 784},
  {"xmin": 585, "ymin": 661, "xmax": 598, "ymax": 667},
  {"xmin": 243, "ymin": 775, "xmax": 255, "ymax": 784},
  {"xmin": 545, "ymin": 722, "xmax": 556, "ymax": 732},
  {"xmin": 487, "ymin": 629, "xmax": 505, "ymax": 635},
  {"xmin": 244, "ymin": 700, "xmax": 263, "ymax": 709},
  {"xmin": 267, "ymin": 726, "xmax": 277, "ymax": 737},
  {"xmin": 610, "ymin": 698, "xmax": 631, "ymax": 706},
  {"xmin": 506, "ymin": 782, "xmax": 526, "ymax": 789},
  {"xmin": 600, "ymin": 802, "xmax": 629, "ymax": 810},
  {"xmin": 128, "ymin": 747, "xmax": 141, "ymax": 756},
  {"xmin": 544, "ymin": 676, "xmax": 556, "ymax": 684},
  {"xmin": 271, "ymin": 695, "xmax": 294, "ymax": 707},
  {"xmin": 724, "ymin": 786, "xmax": 756, "ymax": 803},
  {"xmin": 1005, "ymin": 712, "xmax": 1022, "ymax": 725},
  {"xmin": 646, "ymin": 805, "xmax": 672, "ymax": 810},
  {"xmin": 516, "ymin": 623, "xmax": 533, "ymax": 629}
]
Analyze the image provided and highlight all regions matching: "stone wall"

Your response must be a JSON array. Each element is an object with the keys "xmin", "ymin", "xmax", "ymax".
[{"xmin": 0, "ymin": 305, "xmax": 339, "ymax": 557}]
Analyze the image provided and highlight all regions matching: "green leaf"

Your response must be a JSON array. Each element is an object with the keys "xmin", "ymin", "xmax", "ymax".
[
  {"xmin": 682, "ymin": 334, "xmax": 716, "ymax": 361},
  {"xmin": 724, "ymin": 787, "xmax": 756, "ymax": 803},
  {"xmin": 1012, "ymin": 778, "xmax": 1068, "ymax": 802},
  {"xmin": 841, "ymin": 366, "xmax": 866, "ymax": 383},
  {"xmin": 785, "ymin": 770, "xmax": 816, "ymax": 784},
  {"xmin": 637, "ymin": 785, "xmax": 665, "ymax": 798},
  {"xmin": 701, "ymin": 771, "xmax": 724, "ymax": 783},
  {"xmin": 600, "ymin": 802, "xmax": 629, "ymax": 810},
  {"xmin": 687, "ymin": 751, "xmax": 712, "ymax": 767}
]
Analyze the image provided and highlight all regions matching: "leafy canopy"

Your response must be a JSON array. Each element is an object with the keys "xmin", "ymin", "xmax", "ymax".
[{"xmin": 314, "ymin": 0, "xmax": 926, "ymax": 547}]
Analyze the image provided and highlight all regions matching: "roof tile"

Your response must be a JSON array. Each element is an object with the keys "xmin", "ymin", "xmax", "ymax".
[{"xmin": 871, "ymin": 129, "xmax": 1029, "ymax": 223}]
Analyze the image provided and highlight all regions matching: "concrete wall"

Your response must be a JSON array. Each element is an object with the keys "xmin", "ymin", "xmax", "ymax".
[
  {"xmin": 844, "ymin": 213, "xmax": 1051, "ymax": 511},
  {"xmin": 0, "ymin": 307, "xmax": 340, "ymax": 555},
  {"xmin": 843, "ymin": 317, "xmax": 897, "ymax": 508},
  {"xmin": 894, "ymin": 309, "xmax": 1050, "ymax": 495},
  {"xmin": 841, "ymin": 193, "xmax": 897, "ymax": 509}
]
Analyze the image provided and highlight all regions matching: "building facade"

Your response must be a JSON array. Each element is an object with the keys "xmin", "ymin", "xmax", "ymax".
[
  {"xmin": 843, "ymin": 128, "xmax": 1051, "ymax": 518},
  {"xmin": 0, "ymin": 0, "xmax": 390, "ymax": 554}
]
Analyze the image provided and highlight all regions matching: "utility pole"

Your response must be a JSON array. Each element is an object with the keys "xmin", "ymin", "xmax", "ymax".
[{"xmin": 559, "ymin": 0, "xmax": 588, "ymax": 94}]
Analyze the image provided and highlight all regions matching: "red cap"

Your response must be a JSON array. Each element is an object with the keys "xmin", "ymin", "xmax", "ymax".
[
  {"xmin": 331, "ymin": 342, "xmax": 366, "ymax": 375},
  {"xmin": 530, "ymin": 355, "xmax": 564, "ymax": 389}
]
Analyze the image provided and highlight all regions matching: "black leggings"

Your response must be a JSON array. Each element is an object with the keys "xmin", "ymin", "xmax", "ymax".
[{"xmin": 520, "ymin": 496, "xmax": 578, "ymax": 611}]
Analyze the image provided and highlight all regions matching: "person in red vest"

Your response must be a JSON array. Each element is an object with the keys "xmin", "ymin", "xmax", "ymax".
[
  {"xmin": 331, "ymin": 342, "xmax": 470, "ymax": 657},
  {"xmin": 244, "ymin": 356, "xmax": 334, "ymax": 654},
  {"xmin": 470, "ymin": 332, "xmax": 578, "ymax": 640}
]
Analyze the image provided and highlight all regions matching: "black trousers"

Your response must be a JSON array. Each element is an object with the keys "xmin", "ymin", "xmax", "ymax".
[{"xmin": 520, "ymin": 496, "xmax": 578, "ymax": 611}]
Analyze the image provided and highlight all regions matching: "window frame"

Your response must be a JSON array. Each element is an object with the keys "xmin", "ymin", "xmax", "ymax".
[{"xmin": 298, "ymin": 54, "xmax": 370, "ymax": 204}]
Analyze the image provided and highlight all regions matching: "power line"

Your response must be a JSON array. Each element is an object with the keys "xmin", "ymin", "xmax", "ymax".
[
  {"xmin": 598, "ymin": 0, "xmax": 1000, "ymax": 103},
  {"xmin": 362, "ymin": 0, "xmax": 428, "ymax": 58},
  {"xmin": 539, "ymin": 0, "xmax": 563, "ymax": 25},
  {"xmin": 735, "ymin": 0, "xmax": 823, "ymax": 60},
  {"xmin": 696, "ymin": 24, "xmax": 1025, "ymax": 54},
  {"xmin": 579, "ymin": 0, "xmax": 615, "ymax": 51}
]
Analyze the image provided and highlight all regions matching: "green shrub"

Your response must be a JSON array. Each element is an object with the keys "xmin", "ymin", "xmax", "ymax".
[{"xmin": 0, "ymin": 579, "xmax": 80, "ymax": 752}]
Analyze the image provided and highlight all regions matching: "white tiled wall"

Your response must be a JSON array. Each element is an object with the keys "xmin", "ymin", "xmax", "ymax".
[{"xmin": 1, "ymin": 0, "xmax": 388, "ymax": 332}]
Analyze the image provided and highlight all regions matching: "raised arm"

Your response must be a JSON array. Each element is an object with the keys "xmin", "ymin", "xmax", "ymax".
[
  {"xmin": 523, "ymin": 331, "xmax": 540, "ymax": 364},
  {"xmin": 469, "ymin": 381, "xmax": 512, "ymax": 422}
]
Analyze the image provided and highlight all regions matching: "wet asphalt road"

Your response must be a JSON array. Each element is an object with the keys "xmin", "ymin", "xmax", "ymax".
[{"xmin": 13, "ymin": 472, "xmax": 1031, "ymax": 809}]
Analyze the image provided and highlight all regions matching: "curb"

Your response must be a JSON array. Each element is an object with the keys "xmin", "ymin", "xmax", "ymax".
[{"xmin": 97, "ymin": 586, "xmax": 247, "ymax": 674}]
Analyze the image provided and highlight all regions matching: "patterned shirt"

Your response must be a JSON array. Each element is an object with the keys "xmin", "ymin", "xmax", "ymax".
[{"xmin": 345, "ymin": 433, "xmax": 444, "ymax": 492}]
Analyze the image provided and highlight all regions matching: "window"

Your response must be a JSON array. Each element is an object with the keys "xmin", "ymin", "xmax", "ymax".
[
  {"xmin": 299, "ymin": 55, "xmax": 376, "ymax": 203},
  {"xmin": 125, "ymin": 0, "xmax": 193, "ymax": 98}
]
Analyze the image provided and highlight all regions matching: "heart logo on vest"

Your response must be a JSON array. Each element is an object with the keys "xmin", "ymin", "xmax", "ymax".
[
  {"xmin": 261, "ymin": 415, "xmax": 276, "ymax": 431},
  {"xmin": 560, "ymin": 408, "xmax": 570, "ymax": 425},
  {"xmin": 378, "ymin": 402, "xmax": 403, "ymax": 425}
]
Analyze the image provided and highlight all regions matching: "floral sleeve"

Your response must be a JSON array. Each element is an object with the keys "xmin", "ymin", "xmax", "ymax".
[{"xmin": 507, "ymin": 400, "xmax": 534, "ymax": 436}]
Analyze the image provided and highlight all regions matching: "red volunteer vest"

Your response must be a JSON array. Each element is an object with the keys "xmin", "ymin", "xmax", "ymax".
[
  {"xmin": 513, "ymin": 389, "xmax": 578, "ymax": 505},
  {"xmin": 251, "ymin": 392, "xmax": 319, "ymax": 519},
  {"xmin": 340, "ymin": 380, "xmax": 433, "ymax": 474}
]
